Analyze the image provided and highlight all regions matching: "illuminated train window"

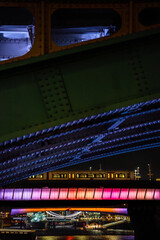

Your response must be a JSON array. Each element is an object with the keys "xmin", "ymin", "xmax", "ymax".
[
  {"xmin": 88, "ymin": 174, "xmax": 94, "ymax": 178},
  {"xmin": 51, "ymin": 9, "xmax": 121, "ymax": 46},
  {"xmin": 0, "ymin": 7, "xmax": 34, "ymax": 61},
  {"xmin": 29, "ymin": 174, "xmax": 43, "ymax": 179},
  {"xmin": 139, "ymin": 8, "xmax": 160, "ymax": 26}
]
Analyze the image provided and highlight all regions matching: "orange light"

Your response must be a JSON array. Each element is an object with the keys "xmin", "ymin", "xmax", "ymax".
[{"xmin": 11, "ymin": 207, "xmax": 127, "ymax": 215}]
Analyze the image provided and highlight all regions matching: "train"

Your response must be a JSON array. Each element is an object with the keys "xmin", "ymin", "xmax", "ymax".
[{"xmin": 28, "ymin": 170, "xmax": 135, "ymax": 181}]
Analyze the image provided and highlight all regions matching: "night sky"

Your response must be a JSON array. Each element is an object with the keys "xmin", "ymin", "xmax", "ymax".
[{"xmin": 63, "ymin": 147, "xmax": 160, "ymax": 180}]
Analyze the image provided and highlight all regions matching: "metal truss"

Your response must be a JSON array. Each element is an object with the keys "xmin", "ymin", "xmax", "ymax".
[{"xmin": 0, "ymin": 98, "xmax": 160, "ymax": 186}]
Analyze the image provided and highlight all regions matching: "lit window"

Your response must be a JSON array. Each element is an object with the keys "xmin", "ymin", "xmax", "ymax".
[
  {"xmin": 36, "ymin": 174, "xmax": 43, "ymax": 179},
  {"xmin": 62, "ymin": 174, "xmax": 68, "ymax": 178},
  {"xmin": 51, "ymin": 8, "xmax": 121, "ymax": 47},
  {"xmin": 96, "ymin": 174, "xmax": 103, "ymax": 178},
  {"xmin": 88, "ymin": 174, "xmax": 94, "ymax": 178},
  {"xmin": 119, "ymin": 174, "xmax": 125, "ymax": 178},
  {"xmin": 0, "ymin": 7, "xmax": 34, "ymax": 61},
  {"xmin": 52, "ymin": 174, "xmax": 61, "ymax": 178},
  {"xmin": 107, "ymin": 173, "xmax": 110, "ymax": 179}
]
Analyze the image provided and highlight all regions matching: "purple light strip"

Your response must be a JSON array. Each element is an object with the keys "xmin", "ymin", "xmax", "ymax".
[{"xmin": 0, "ymin": 188, "xmax": 159, "ymax": 201}]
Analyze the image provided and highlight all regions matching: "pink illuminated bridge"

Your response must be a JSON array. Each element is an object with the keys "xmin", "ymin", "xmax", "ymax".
[{"xmin": 0, "ymin": 187, "xmax": 160, "ymax": 201}]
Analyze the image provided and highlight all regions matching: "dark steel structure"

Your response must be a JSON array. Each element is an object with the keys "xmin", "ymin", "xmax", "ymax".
[
  {"xmin": 0, "ymin": 99, "xmax": 160, "ymax": 186},
  {"xmin": 0, "ymin": 1, "xmax": 160, "ymax": 186},
  {"xmin": 1, "ymin": 2, "xmax": 160, "ymax": 239}
]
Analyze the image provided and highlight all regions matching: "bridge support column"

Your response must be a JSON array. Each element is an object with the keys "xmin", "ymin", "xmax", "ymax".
[
  {"xmin": 128, "ymin": 202, "xmax": 160, "ymax": 240},
  {"xmin": 0, "ymin": 219, "xmax": 4, "ymax": 229}
]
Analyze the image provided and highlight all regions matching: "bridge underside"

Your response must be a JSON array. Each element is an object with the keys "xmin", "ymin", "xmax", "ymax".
[
  {"xmin": 0, "ymin": 99, "xmax": 160, "ymax": 186},
  {"xmin": 0, "ymin": 28, "xmax": 160, "ymax": 186}
]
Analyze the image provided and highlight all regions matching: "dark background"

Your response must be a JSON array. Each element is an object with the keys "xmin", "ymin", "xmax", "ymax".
[{"xmin": 64, "ymin": 147, "xmax": 160, "ymax": 180}]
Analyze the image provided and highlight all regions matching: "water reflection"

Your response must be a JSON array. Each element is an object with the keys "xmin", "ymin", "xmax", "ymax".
[{"xmin": 38, "ymin": 235, "xmax": 134, "ymax": 240}]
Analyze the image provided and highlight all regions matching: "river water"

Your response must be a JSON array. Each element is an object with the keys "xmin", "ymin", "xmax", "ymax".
[{"xmin": 37, "ymin": 236, "xmax": 134, "ymax": 240}]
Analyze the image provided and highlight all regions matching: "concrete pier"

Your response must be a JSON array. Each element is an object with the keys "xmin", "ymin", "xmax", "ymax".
[{"xmin": 128, "ymin": 202, "xmax": 160, "ymax": 240}]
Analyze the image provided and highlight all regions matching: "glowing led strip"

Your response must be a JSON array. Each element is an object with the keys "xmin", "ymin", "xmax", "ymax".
[
  {"xmin": 11, "ymin": 207, "xmax": 128, "ymax": 215},
  {"xmin": 0, "ymin": 188, "xmax": 159, "ymax": 201}
]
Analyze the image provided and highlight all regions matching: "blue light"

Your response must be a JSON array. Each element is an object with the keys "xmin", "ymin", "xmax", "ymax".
[
  {"xmin": 108, "ymin": 119, "xmax": 125, "ymax": 130},
  {"xmin": 1, "ymin": 128, "xmax": 160, "ymax": 177},
  {"xmin": 0, "ymin": 25, "xmax": 34, "ymax": 61},
  {"xmin": 3, "ymin": 32, "xmax": 29, "ymax": 39},
  {"xmin": 53, "ymin": 26, "xmax": 116, "ymax": 46},
  {"xmin": 1, "ymin": 98, "xmax": 159, "ymax": 147},
  {"xmin": 0, "ymin": 98, "xmax": 160, "ymax": 185}
]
